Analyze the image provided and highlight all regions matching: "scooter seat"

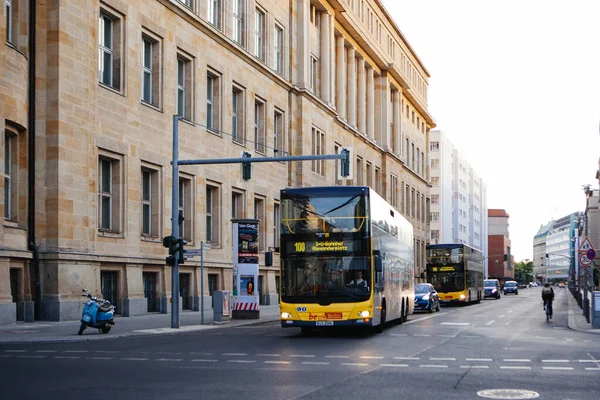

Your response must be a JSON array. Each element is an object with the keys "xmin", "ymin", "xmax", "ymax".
[{"xmin": 98, "ymin": 304, "xmax": 113, "ymax": 313}]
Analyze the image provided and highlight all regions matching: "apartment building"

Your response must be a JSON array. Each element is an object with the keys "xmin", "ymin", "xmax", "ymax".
[
  {"xmin": 428, "ymin": 130, "xmax": 488, "ymax": 272},
  {"xmin": 0, "ymin": 0, "xmax": 435, "ymax": 324}
]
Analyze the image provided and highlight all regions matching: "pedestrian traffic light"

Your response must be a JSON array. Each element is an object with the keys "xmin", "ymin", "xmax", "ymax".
[{"xmin": 241, "ymin": 152, "xmax": 252, "ymax": 180}]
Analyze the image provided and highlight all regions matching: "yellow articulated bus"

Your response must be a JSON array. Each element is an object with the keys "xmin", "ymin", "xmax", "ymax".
[
  {"xmin": 426, "ymin": 243, "xmax": 484, "ymax": 305},
  {"xmin": 279, "ymin": 186, "xmax": 414, "ymax": 334}
]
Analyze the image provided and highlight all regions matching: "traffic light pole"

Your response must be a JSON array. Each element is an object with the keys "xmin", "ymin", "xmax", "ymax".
[{"xmin": 171, "ymin": 115, "xmax": 181, "ymax": 329}]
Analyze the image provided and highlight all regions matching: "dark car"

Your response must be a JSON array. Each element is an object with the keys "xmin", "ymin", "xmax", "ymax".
[
  {"xmin": 414, "ymin": 283, "xmax": 440, "ymax": 313},
  {"xmin": 484, "ymin": 279, "xmax": 501, "ymax": 299},
  {"xmin": 503, "ymin": 280, "xmax": 519, "ymax": 295}
]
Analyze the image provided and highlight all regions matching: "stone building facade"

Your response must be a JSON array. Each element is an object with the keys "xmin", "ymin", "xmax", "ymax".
[{"xmin": 0, "ymin": 0, "xmax": 434, "ymax": 324}]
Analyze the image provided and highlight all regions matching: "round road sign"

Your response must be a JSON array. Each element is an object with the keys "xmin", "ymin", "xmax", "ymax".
[
  {"xmin": 580, "ymin": 253, "xmax": 592, "ymax": 267},
  {"xmin": 587, "ymin": 248, "xmax": 596, "ymax": 260}
]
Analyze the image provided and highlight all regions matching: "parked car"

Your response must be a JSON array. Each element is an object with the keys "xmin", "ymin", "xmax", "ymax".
[
  {"xmin": 503, "ymin": 280, "xmax": 519, "ymax": 295},
  {"xmin": 414, "ymin": 283, "xmax": 440, "ymax": 313},
  {"xmin": 484, "ymin": 279, "xmax": 501, "ymax": 299}
]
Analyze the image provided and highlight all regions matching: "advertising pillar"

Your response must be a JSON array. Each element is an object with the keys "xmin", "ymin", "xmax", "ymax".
[{"xmin": 232, "ymin": 219, "xmax": 260, "ymax": 319}]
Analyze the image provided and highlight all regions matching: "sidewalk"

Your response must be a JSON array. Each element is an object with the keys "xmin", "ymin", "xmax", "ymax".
[
  {"xmin": 567, "ymin": 289, "xmax": 600, "ymax": 334},
  {"xmin": 0, "ymin": 305, "xmax": 281, "ymax": 345}
]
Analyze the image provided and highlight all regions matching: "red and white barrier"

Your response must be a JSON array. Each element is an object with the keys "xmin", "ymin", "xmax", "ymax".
[{"xmin": 233, "ymin": 302, "xmax": 259, "ymax": 311}]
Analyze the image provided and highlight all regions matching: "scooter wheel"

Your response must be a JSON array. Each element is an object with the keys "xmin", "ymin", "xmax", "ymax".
[
  {"xmin": 99, "ymin": 325, "xmax": 111, "ymax": 334},
  {"xmin": 78, "ymin": 323, "xmax": 86, "ymax": 335}
]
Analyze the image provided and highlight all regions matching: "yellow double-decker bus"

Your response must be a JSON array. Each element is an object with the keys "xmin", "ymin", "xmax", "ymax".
[
  {"xmin": 279, "ymin": 186, "xmax": 414, "ymax": 333},
  {"xmin": 426, "ymin": 243, "xmax": 484, "ymax": 305}
]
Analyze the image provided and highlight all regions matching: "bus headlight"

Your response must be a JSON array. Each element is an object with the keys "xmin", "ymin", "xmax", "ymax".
[
  {"xmin": 358, "ymin": 310, "xmax": 370, "ymax": 318},
  {"xmin": 459, "ymin": 294, "xmax": 466, "ymax": 300},
  {"xmin": 281, "ymin": 312, "xmax": 292, "ymax": 319}
]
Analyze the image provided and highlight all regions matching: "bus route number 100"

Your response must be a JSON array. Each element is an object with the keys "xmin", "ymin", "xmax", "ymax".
[{"xmin": 294, "ymin": 242, "xmax": 306, "ymax": 252}]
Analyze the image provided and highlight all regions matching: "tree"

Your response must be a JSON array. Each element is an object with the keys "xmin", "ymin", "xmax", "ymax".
[{"xmin": 514, "ymin": 259, "xmax": 534, "ymax": 283}]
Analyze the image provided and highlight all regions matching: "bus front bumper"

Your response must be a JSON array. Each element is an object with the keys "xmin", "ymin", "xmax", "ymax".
[{"xmin": 281, "ymin": 319, "xmax": 372, "ymax": 328}]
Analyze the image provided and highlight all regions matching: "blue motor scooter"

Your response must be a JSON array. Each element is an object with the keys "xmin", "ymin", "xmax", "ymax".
[{"xmin": 78, "ymin": 289, "xmax": 115, "ymax": 335}]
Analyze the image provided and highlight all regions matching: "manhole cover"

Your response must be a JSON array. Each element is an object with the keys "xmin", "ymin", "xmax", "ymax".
[{"xmin": 477, "ymin": 389, "xmax": 540, "ymax": 399}]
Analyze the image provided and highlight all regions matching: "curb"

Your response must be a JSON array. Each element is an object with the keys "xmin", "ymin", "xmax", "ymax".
[{"xmin": 0, "ymin": 316, "xmax": 281, "ymax": 345}]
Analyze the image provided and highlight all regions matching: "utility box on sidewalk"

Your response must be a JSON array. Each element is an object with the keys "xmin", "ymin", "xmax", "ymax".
[
  {"xmin": 592, "ymin": 292, "xmax": 600, "ymax": 328},
  {"xmin": 213, "ymin": 290, "xmax": 230, "ymax": 325}
]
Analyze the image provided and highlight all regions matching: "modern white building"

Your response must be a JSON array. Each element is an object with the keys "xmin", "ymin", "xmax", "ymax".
[
  {"xmin": 428, "ymin": 130, "xmax": 488, "ymax": 270},
  {"xmin": 533, "ymin": 221, "xmax": 553, "ymax": 283},
  {"xmin": 546, "ymin": 213, "xmax": 580, "ymax": 283}
]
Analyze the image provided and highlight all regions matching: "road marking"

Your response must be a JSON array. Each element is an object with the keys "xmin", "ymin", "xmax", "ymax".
[
  {"xmin": 191, "ymin": 359, "xmax": 218, "ymax": 363},
  {"xmin": 541, "ymin": 360, "xmax": 570, "ymax": 363},
  {"xmin": 360, "ymin": 356, "xmax": 384, "ymax": 360},
  {"xmin": 0, "ymin": 355, "xmax": 13, "ymax": 358},
  {"xmin": 65, "ymin": 350, "xmax": 88, "ymax": 353},
  {"xmin": 222, "ymin": 353, "xmax": 248, "ymax": 356},
  {"xmin": 17, "ymin": 355, "xmax": 46, "ymax": 358},
  {"xmin": 4, "ymin": 350, "xmax": 26, "ymax": 353},
  {"xmin": 52, "ymin": 356, "xmax": 79, "ymax": 359},
  {"xmin": 157, "ymin": 352, "xmax": 181, "ymax": 355},
  {"xmin": 460, "ymin": 365, "xmax": 489, "ymax": 369},
  {"xmin": 500, "ymin": 366, "xmax": 531, "ymax": 370},
  {"xmin": 86, "ymin": 357, "xmax": 113, "ymax": 360},
  {"xmin": 414, "ymin": 334, "xmax": 432, "ymax": 337},
  {"xmin": 535, "ymin": 336, "xmax": 552, "ymax": 340},
  {"xmin": 189, "ymin": 352, "xmax": 214, "ymax": 356},
  {"xmin": 256, "ymin": 354, "xmax": 281, "ymax": 357},
  {"xmin": 503, "ymin": 359, "xmax": 531, "ymax": 362},
  {"xmin": 290, "ymin": 354, "xmax": 315, "ymax": 358},
  {"xmin": 430, "ymin": 357, "xmax": 455, "ymax": 361},
  {"xmin": 302, "ymin": 361, "xmax": 330, "ymax": 365},
  {"xmin": 578, "ymin": 360, "xmax": 600, "ymax": 363},
  {"xmin": 264, "ymin": 361, "xmax": 292, "ymax": 365},
  {"xmin": 438, "ymin": 334, "xmax": 456, "ymax": 338},
  {"xmin": 466, "ymin": 358, "xmax": 493, "ymax": 362},
  {"xmin": 485, "ymin": 320, "xmax": 495, "ymax": 326},
  {"xmin": 379, "ymin": 364, "xmax": 408, "ymax": 368},
  {"xmin": 121, "ymin": 358, "xmax": 149, "ymax": 361},
  {"xmin": 35, "ymin": 350, "xmax": 57, "ymax": 353},
  {"xmin": 585, "ymin": 368, "xmax": 600, "ymax": 371},
  {"xmin": 227, "ymin": 360, "xmax": 255, "ymax": 363},
  {"xmin": 498, "ymin": 314, "xmax": 505, "ymax": 318},
  {"xmin": 394, "ymin": 357, "xmax": 420, "ymax": 360},
  {"xmin": 441, "ymin": 322, "xmax": 470, "ymax": 326},
  {"xmin": 389, "ymin": 333, "xmax": 407, "ymax": 336},
  {"xmin": 462, "ymin": 335, "xmax": 479, "ymax": 338},
  {"xmin": 419, "ymin": 364, "xmax": 448, "ymax": 368},
  {"xmin": 565, "ymin": 339, "xmax": 574, "ymax": 342},
  {"xmin": 341, "ymin": 362, "xmax": 369, "ymax": 366},
  {"xmin": 542, "ymin": 367, "xmax": 574, "ymax": 370},
  {"xmin": 155, "ymin": 359, "xmax": 182, "ymax": 362},
  {"xmin": 325, "ymin": 355, "xmax": 349, "ymax": 359}
]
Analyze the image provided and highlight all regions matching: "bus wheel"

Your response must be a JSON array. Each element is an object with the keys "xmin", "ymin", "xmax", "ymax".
[
  {"xmin": 397, "ymin": 303, "xmax": 404, "ymax": 325},
  {"xmin": 402, "ymin": 300, "xmax": 408, "ymax": 322},
  {"xmin": 375, "ymin": 308, "xmax": 386, "ymax": 333}
]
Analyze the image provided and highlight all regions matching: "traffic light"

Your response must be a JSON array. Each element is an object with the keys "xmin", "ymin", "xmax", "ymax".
[
  {"xmin": 241, "ymin": 152, "xmax": 252, "ymax": 180},
  {"xmin": 340, "ymin": 148, "xmax": 350, "ymax": 177},
  {"xmin": 177, "ymin": 238, "xmax": 188, "ymax": 264},
  {"xmin": 163, "ymin": 235, "xmax": 178, "ymax": 266}
]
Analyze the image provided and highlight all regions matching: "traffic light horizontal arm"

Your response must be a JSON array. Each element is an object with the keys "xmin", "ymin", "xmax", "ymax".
[{"xmin": 176, "ymin": 152, "xmax": 348, "ymax": 166}]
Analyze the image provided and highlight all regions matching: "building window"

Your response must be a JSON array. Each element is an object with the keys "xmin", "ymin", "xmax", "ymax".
[
  {"xmin": 232, "ymin": 190, "xmax": 244, "ymax": 219},
  {"xmin": 431, "ymin": 194, "xmax": 439, "ymax": 205},
  {"xmin": 233, "ymin": 0, "xmax": 244, "ymax": 45},
  {"xmin": 141, "ymin": 34, "xmax": 161, "ymax": 108},
  {"xmin": 273, "ymin": 110, "xmax": 284, "ymax": 156},
  {"xmin": 206, "ymin": 184, "xmax": 220, "ymax": 245},
  {"xmin": 179, "ymin": 176, "xmax": 193, "ymax": 242},
  {"xmin": 375, "ymin": 167, "xmax": 381, "ymax": 194},
  {"xmin": 254, "ymin": 197, "xmax": 266, "ymax": 251},
  {"xmin": 178, "ymin": 0, "xmax": 192, "ymax": 8},
  {"xmin": 274, "ymin": 25, "xmax": 284, "ymax": 74},
  {"xmin": 311, "ymin": 127, "xmax": 325, "ymax": 175},
  {"xmin": 208, "ymin": 0, "xmax": 221, "ymax": 28},
  {"xmin": 431, "ymin": 177, "xmax": 439, "ymax": 186},
  {"xmin": 356, "ymin": 157, "xmax": 364, "ymax": 186},
  {"xmin": 207, "ymin": 72, "xmax": 220, "ymax": 132},
  {"xmin": 431, "ymin": 212, "xmax": 439, "ymax": 222},
  {"xmin": 5, "ymin": 0, "xmax": 12, "ymax": 43},
  {"xmin": 232, "ymin": 86, "xmax": 244, "ymax": 144},
  {"xmin": 366, "ymin": 162, "xmax": 372, "ymax": 188},
  {"xmin": 390, "ymin": 174, "xmax": 398, "ymax": 208},
  {"xmin": 310, "ymin": 55, "xmax": 319, "ymax": 95},
  {"xmin": 411, "ymin": 143, "xmax": 415, "ymax": 170},
  {"xmin": 431, "ymin": 159, "xmax": 439, "ymax": 170},
  {"xmin": 3, "ymin": 131, "xmax": 16, "ymax": 220},
  {"xmin": 273, "ymin": 202, "xmax": 280, "ymax": 248},
  {"xmin": 141, "ymin": 166, "xmax": 160, "ymax": 237},
  {"xmin": 404, "ymin": 185, "xmax": 410, "ymax": 216},
  {"xmin": 99, "ymin": 9, "xmax": 122, "ymax": 90},
  {"xmin": 416, "ymin": 148, "xmax": 420, "ymax": 174},
  {"xmin": 430, "ymin": 141, "xmax": 439, "ymax": 151},
  {"xmin": 254, "ymin": 99, "xmax": 266, "ymax": 153},
  {"xmin": 431, "ymin": 230, "xmax": 439, "ymax": 240},
  {"xmin": 177, "ymin": 56, "xmax": 193, "ymax": 120},
  {"xmin": 98, "ymin": 153, "xmax": 122, "ymax": 233},
  {"xmin": 405, "ymin": 137, "xmax": 409, "ymax": 163},
  {"xmin": 255, "ymin": 9, "xmax": 265, "ymax": 61}
]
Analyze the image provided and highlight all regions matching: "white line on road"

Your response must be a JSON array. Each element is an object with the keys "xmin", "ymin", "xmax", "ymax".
[
  {"xmin": 578, "ymin": 360, "xmax": 600, "ymax": 363},
  {"xmin": 189, "ymin": 352, "xmax": 214, "ymax": 355},
  {"xmin": 419, "ymin": 364, "xmax": 448, "ymax": 368},
  {"xmin": 121, "ymin": 358, "xmax": 149, "ymax": 361},
  {"xmin": 35, "ymin": 350, "xmax": 57, "ymax": 353},
  {"xmin": 465, "ymin": 358, "xmax": 493, "ymax": 362},
  {"xmin": 341, "ymin": 362, "xmax": 369, "ymax": 366},
  {"xmin": 52, "ymin": 356, "xmax": 80, "ymax": 359},
  {"xmin": 4, "ymin": 350, "xmax": 26, "ymax": 353},
  {"xmin": 156, "ymin": 352, "xmax": 181, "ymax": 355},
  {"xmin": 535, "ymin": 336, "xmax": 552, "ymax": 340},
  {"xmin": 264, "ymin": 361, "xmax": 292, "ymax": 364},
  {"xmin": 227, "ymin": 360, "xmax": 256, "ymax": 363},
  {"xmin": 64, "ymin": 350, "xmax": 88, "ymax": 353},
  {"xmin": 585, "ymin": 368, "xmax": 600, "ymax": 371},
  {"xmin": 460, "ymin": 365, "xmax": 489, "ymax": 369},
  {"xmin": 290, "ymin": 354, "xmax": 315, "ymax": 358},
  {"xmin": 191, "ymin": 359, "xmax": 218, "ymax": 362},
  {"xmin": 325, "ymin": 355, "xmax": 349, "ymax": 358},
  {"xmin": 430, "ymin": 357, "xmax": 456, "ymax": 361},
  {"xmin": 17, "ymin": 355, "xmax": 46, "ymax": 358},
  {"xmin": 503, "ymin": 359, "xmax": 531, "ymax": 363},
  {"xmin": 498, "ymin": 314, "xmax": 505, "ymax": 318},
  {"xmin": 360, "ymin": 356, "xmax": 384, "ymax": 359},
  {"xmin": 500, "ymin": 366, "xmax": 531, "ymax": 370},
  {"xmin": 86, "ymin": 357, "xmax": 114, "ymax": 360},
  {"xmin": 541, "ymin": 360, "xmax": 570, "ymax": 363},
  {"xmin": 222, "ymin": 353, "xmax": 248, "ymax": 356},
  {"xmin": 302, "ymin": 362, "xmax": 330, "ymax": 365},
  {"xmin": 379, "ymin": 364, "xmax": 408, "ymax": 368},
  {"xmin": 389, "ymin": 333, "xmax": 407, "ymax": 336},
  {"xmin": 438, "ymin": 335, "xmax": 457, "ymax": 338},
  {"xmin": 485, "ymin": 320, "xmax": 495, "ymax": 326},
  {"xmin": 414, "ymin": 334, "xmax": 432, "ymax": 337},
  {"xmin": 256, "ymin": 354, "xmax": 281, "ymax": 357},
  {"xmin": 394, "ymin": 357, "xmax": 420, "ymax": 360},
  {"xmin": 542, "ymin": 367, "xmax": 574, "ymax": 370},
  {"xmin": 155, "ymin": 359, "xmax": 182, "ymax": 362}
]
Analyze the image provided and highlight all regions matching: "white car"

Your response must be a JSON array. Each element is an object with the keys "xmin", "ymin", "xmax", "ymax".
[{"xmin": 529, "ymin": 282, "xmax": 538, "ymax": 288}]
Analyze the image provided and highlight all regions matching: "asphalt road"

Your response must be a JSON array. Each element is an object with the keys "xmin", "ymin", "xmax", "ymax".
[{"xmin": 2, "ymin": 287, "xmax": 599, "ymax": 400}]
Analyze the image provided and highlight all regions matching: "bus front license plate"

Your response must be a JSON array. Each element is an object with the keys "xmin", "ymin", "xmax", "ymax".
[{"xmin": 316, "ymin": 321, "xmax": 334, "ymax": 326}]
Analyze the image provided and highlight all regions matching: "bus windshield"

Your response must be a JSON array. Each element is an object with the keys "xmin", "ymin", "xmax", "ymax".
[
  {"xmin": 431, "ymin": 271, "xmax": 465, "ymax": 293},
  {"xmin": 427, "ymin": 247, "xmax": 462, "ymax": 266}
]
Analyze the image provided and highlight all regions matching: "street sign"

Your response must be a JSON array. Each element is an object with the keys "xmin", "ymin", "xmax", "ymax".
[
  {"xmin": 580, "ymin": 253, "xmax": 592, "ymax": 267},
  {"xmin": 578, "ymin": 236, "xmax": 594, "ymax": 253},
  {"xmin": 588, "ymin": 248, "xmax": 596, "ymax": 260}
]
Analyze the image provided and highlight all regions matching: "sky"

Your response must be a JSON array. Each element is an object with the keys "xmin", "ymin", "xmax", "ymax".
[{"xmin": 381, "ymin": 0, "xmax": 600, "ymax": 262}]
